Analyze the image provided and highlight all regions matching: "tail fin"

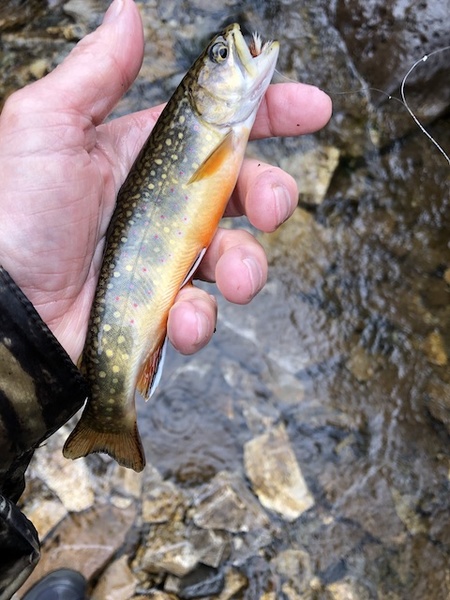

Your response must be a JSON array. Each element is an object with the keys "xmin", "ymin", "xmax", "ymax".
[{"xmin": 63, "ymin": 418, "xmax": 145, "ymax": 472}]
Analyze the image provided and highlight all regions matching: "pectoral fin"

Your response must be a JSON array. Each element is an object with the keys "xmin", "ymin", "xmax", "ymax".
[{"xmin": 188, "ymin": 131, "xmax": 233, "ymax": 184}]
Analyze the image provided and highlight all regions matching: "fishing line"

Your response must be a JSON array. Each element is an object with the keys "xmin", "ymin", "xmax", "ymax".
[{"xmin": 275, "ymin": 45, "xmax": 450, "ymax": 165}]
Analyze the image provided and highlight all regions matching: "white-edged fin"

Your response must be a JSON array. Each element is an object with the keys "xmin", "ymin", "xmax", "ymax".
[
  {"xmin": 147, "ymin": 336, "xmax": 167, "ymax": 400},
  {"xmin": 181, "ymin": 248, "xmax": 207, "ymax": 287}
]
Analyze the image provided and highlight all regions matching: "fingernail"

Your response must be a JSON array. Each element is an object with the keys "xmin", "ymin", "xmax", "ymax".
[
  {"xmin": 194, "ymin": 309, "xmax": 210, "ymax": 346},
  {"xmin": 273, "ymin": 184, "xmax": 292, "ymax": 225},
  {"xmin": 243, "ymin": 256, "xmax": 264, "ymax": 297},
  {"xmin": 103, "ymin": 0, "xmax": 124, "ymax": 23}
]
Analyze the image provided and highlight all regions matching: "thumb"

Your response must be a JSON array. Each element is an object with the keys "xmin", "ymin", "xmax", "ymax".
[{"xmin": 11, "ymin": 0, "xmax": 144, "ymax": 127}]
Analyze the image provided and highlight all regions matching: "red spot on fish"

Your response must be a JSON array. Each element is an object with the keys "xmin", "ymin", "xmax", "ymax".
[
  {"xmin": 142, "ymin": 267, "xmax": 147, "ymax": 272},
  {"xmin": 133, "ymin": 303, "xmax": 138, "ymax": 308},
  {"xmin": 130, "ymin": 319, "xmax": 135, "ymax": 325},
  {"xmin": 115, "ymin": 296, "xmax": 120, "ymax": 301}
]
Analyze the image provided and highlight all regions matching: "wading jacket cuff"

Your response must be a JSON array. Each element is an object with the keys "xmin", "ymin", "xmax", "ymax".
[{"xmin": 0, "ymin": 266, "xmax": 88, "ymax": 600}]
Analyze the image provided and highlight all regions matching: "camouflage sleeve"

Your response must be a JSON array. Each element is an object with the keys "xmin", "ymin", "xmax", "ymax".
[{"xmin": 0, "ymin": 266, "xmax": 89, "ymax": 599}]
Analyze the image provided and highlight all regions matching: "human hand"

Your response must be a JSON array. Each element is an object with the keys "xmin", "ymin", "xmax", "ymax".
[{"xmin": 0, "ymin": 0, "xmax": 331, "ymax": 364}]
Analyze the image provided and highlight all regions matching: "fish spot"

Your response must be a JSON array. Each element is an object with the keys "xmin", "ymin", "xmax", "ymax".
[
  {"xmin": 103, "ymin": 324, "xmax": 112, "ymax": 332},
  {"xmin": 155, "ymin": 158, "xmax": 163, "ymax": 165},
  {"xmin": 165, "ymin": 138, "xmax": 172, "ymax": 146},
  {"xmin": 117, "ymin": 335, "xmax": 126, "ymax": 344},
  {"xmin": 125, "ymin": 265, "xmax": 133, "ymax": 271},
  {"xmin": 106, "ymin": 349, "xmax": 114, "ymax": 358},
  {"xmin": 163, "ymin": 226, "xmax": 170, "ymax": 233},
  {"xmin": 99, "ymin": 371, "xmax": 107, "ymax": 378},
  {"xmin": 148, "ymin": 183, "xmax": 155, "ymax": 190},
  {"xmin": 109, "ymin": 389, "xmax": 116, "ymax": 395},
  {"xmin": 179, "ymin": 115, "xmax": 185, "ymax": 125},
  {"xmin": 150, "ymin": 170, "xmax": 156, "ymax": 177},
  {"xmin": 112, "ymin": 365, "xmax": 120, "ymax": 373},
  {"xmin": 171, "ymin": 154, "xmax": 178, "ymax": 161},
  {"xmin": 114, "ymin": 311, "xmax": 121, "ymax": 318},
  {"xmin": 113, "ymin": 271, "xmax": 121, "ymax": 278}
]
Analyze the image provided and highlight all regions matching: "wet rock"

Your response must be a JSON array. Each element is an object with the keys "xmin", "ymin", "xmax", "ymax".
[
  {"xmin": 189, "ymin": 529, "xmax": 230, "ymax": 568},
  {"xmin": 244, "ymin": 423, "xmax": 315, "ymax": 521},
  {"xmin": 390, "ymin": 488, "xmax": 427, "ymax": 536},
  {"xmin": 330, "ymin": 0, "xmax": 450, "ymax": 142},
  {"xmin": 192, "ymin": 471, "xmax": 270, "ymax": 533},
  {"xmin": 22, "ymin": 498, "xmax": 67, "ymax": 541},
  {"xmin": 279, "ymin": 145, "xmax": 340, "ymax": 206},
  {"xmin": 334, "ymin": 472, "xmax": 405, "ymax": 544},
  {"xmin": 426, "ymin": 377, "xmax": 450, "ymax": 433},
  {"xmin": 272, "ymin": 549, "xmax": 314, "ymax": 597},
  {"xmin": 444, "ymin": 268, "xmax": 450, "ymax": 286},
  {"xmin": 17, "ymin": 504, "xmax": 137, "ymax": 597},
  {"xmin": 28, "ymin": 429, "xmax": 95, "ymax": 512},
  {"xmin": 140, "ymin": 520, "xmax": 200, "ymax": 578},
  {"xmin": 345, "ymin": 344, "xmax": 378, "ymax": 382},
  {"xmin": 327, "ymin": 577, "xmax": 372, "ymax": 600},
  {"xmin": 92, "ymin": 555, "xmax": 139, "ymax": 600},
  {"xmin": 142, "ymin": 480, "xmax": 186, "ymax": 524},
  {"xmin": 423, "ymin": 330, "xmax": 448, "ymax": 366},
  {"xmin": 165, "ymin": 564, "xmax": 225, "ymax": 599},
  {"xmin": 214, "ymin": 567, "xmax": 247, "ymax": 600}
]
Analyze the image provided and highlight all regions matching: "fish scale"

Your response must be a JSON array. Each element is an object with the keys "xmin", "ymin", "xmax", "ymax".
[{"xmin": 63, "ymin": 23, "xmax": 279, "ymax": 472}]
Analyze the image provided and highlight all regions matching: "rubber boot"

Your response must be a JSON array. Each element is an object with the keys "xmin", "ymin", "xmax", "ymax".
[{"xmin": 21, "ymin": 569, "xmax": 87, "ymax": 600}]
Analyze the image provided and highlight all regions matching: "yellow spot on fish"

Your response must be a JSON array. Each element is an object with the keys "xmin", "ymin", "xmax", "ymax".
[
  {"xmin": 166, "ymin": 138, "xmax": 172, "ymax": 146},
  {"xmin": 126, "ymin": 265, "xmax": 133, "ymax": 271},
  {"xmin": 103, "ymin": 324, "xmax": 111, "ymax": 332},
  {"xmin": 117, "ymin": 336, "xmax": 125, "ymax": 344},
  {"xmin": 112, "ymin": 365, "xmax": 120, "ymax": 373},
  {"xmin": 163, "ymin": 226, "xmax": 170, "ymax": 233},
  {"xmin": 108, "ymin": 398, "xmax": 115, "ymax": 404},
  {"xmin": 114, "ymin": 311, "xmax": 121, "ymax": 318},
  {"xmin": 113, "ymin": 271, "xmax": 121, "ymax": 278},
  {"xmin": 99, "ymin": 371, "xmax": 106, "ymax": 378},
  {"xmin": 149, "ymin": 183, "xmax": 155, "ymax": 190},
  {"xmin": 155, "ymin": 158, "xmax": 163, "ymax": 165},
  {"xmin": 106, "ymin": 349, "xmax": 114, "ymax": 358},
  {"xmin": 179, "ymin": 115, "xmax": 185, "ymax": 124}
]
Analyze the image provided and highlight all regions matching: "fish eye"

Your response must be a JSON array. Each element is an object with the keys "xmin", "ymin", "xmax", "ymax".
[{"xmin": 209, "ymin": 41, "xmax": 229, "ymax": 63}]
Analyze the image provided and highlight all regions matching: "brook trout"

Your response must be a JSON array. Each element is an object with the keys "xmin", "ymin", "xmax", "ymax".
[{"xmin": 63, "ymin": 24, "xmax": 279, "ymax": 472}]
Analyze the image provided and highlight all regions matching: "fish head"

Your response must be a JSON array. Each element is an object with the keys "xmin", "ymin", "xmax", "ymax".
[{"xmin": 191, "ymin": 23, "xmax": 279, "ymax": 127}]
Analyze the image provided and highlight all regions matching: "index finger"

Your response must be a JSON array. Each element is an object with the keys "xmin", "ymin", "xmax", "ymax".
[{"xmin": 250, "ymin": 82, "xmax": 332, "ymax": 139}]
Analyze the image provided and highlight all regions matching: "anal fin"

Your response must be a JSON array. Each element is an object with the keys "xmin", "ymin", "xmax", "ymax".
[{"xmin": 136, "ymin": 338, "xmax": 168, "ymax": 401}]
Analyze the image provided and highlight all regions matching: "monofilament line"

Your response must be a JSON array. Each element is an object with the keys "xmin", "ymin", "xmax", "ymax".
[{"xmin": 400, "ymin": 47, "xmax": 450, "ymax": 165}]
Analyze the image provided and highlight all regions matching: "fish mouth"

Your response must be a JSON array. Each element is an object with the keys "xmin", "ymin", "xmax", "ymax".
[{"xmin": 226, "ymin": 23, "xmax": 279, "ymax": 80}]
